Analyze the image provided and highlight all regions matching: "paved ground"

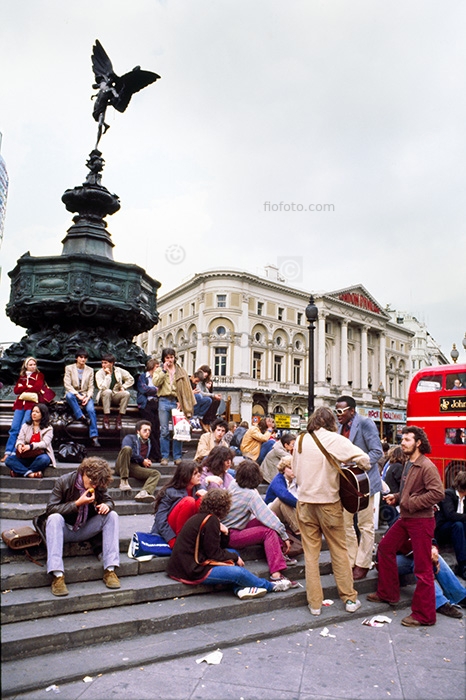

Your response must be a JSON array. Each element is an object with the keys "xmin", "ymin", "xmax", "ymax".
[{"xmin": 10, "ymin": 603, "xmax": 465, "ymax": 700}]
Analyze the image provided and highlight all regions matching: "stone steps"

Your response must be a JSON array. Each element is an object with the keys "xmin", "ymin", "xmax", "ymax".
[
  {"xmin": 1, "ymin": 589, "xmax": 410, "ymax": 698},
  {"xmin": 0, "ymin": 460, "xmax": 267, "ymax": 521},
  {"xmin": 0, "ymin": 455, "xmax": 405, "ymax": 698}
]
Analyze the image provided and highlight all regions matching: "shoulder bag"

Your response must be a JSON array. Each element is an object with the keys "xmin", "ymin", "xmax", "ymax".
[
  {"xmin": 299, "ymin": 432, "xmax": 370, "ymax": 513},
  {"xmin": 16, "ymin": 446, "xmax": 45, "ymax": 459},
  {"xmin": 2, "ymin": 525, "xmax": 42, "ymax": 550},
  {"xmin": 39, "ymin": 384, "xmax": 56, "ymax": 404},
  {"xmin": 194, "ymin": 514, "xmax": 235, "ymax": 566}
]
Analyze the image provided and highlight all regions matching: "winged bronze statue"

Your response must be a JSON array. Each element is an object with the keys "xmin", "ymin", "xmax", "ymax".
[{"xmin": 91, "ymin": 40, "xmax": 160, "ymax": 148}]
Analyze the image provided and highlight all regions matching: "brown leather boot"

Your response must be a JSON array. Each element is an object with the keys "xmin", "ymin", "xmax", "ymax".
[
  {"xmin": 103, "ymin": 415, "xmax": 110, "ymax": 430},
  {"xmin": 115, "ymin": 414, "xmax": 122, "ymax": 430}
]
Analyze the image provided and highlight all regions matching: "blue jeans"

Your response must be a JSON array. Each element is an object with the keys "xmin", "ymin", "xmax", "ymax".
[
  {"xmin": 436, "ymin": 521, "xmax": 466, "ymax": 566},
  {"xmin": 397, "ymin": 553, "xmax": 466, "ymax": 609},
  {"xmin": 6, "ymin": 452, "xmax": 51, "ymax": 476},
  {"xmin": 204, "ymin": 565, "xmax": 274, "ymax": 592},
  {"xmin": 158, "ymin": 396, "xmax": 182, "ymax": 460},
  {"xmin": 5, "ymin": 409, "xmax": 32, "ymax": 455},
  {"xmin": 193, "ymin": 394, "xmax": 212, "ymax": 419},
  {"xmin": 65, "ymin": 393, "xmax": 98, "ymax": 438}
]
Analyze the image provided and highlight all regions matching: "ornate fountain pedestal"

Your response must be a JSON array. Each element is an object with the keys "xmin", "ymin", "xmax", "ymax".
[{"xmin": 0, "ymin": 149, "xmax": 160, "ymax": 390}]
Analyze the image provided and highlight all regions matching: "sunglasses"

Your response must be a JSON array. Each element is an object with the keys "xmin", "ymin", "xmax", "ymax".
[{"xmin": 335, "ymin": 407, "xmax": 351, "ymax": 416}]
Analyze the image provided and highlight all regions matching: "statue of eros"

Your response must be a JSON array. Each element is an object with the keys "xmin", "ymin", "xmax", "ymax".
[{"xmin": 91, "ymin": 39, "xmax": 160, "ymax": 148}]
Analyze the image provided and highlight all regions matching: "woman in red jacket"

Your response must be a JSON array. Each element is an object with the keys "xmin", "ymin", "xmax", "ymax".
[{"xmin": 2, "ymin": 357, "xmax": 46, "ymax": 462}]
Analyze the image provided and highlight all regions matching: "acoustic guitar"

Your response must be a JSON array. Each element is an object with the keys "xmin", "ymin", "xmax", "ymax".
[{"xmin": 338, "ymin": 465, "xmax": 370, "ymax": 513}]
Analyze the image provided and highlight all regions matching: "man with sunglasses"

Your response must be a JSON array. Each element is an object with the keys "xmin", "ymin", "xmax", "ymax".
[{"xmin": 335, "ymin": 396, "xmax": 383, "ymax": 580}]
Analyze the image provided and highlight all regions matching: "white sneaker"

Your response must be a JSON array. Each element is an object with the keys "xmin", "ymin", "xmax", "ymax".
[
  {"xmin": 309, "ymin": 605, "xmax": 321, "ymax": 616},
  {"xmin": 236, "ymin": 587, "xmax": 268, "ymax": 600},
  {"xmin": 271, "ymin": 578, "xmax": 292, "ymax": 592},
  {"xmin": 119, "ymin": 479, "xmax": 132, "ymax": 491},
  {"xmin": 346, "ymin": 599, "xmax": 362, "ymax": 613},
  {"xmin": 134, "ymin": 489, "xmax": 155, "ymax": 503}
]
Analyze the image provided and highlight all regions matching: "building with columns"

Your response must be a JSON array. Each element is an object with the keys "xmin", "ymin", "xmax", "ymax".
[
  {"xmin": 386, "ymin": 310, "xmax": 448, "ymax": 373},
  {"xmin": 136, "ymin": 267, "xmax": 414, "ymax": 441}
]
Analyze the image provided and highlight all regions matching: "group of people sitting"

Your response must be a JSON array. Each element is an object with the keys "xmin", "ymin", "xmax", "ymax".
[
  {"xmin": 1, "ymin": 347, "xmax": 225, "ymax": 480},
  {"xmin": 3, "ymin": 352, "xmax": 465, "ymax": 623}
]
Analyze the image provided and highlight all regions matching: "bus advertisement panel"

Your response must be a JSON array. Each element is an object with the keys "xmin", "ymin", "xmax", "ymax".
[{"xmin": 406, "ymin": 363, "xmax": 466, "ymax": 486}]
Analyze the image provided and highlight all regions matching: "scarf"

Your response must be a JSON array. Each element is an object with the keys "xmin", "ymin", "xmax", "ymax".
[{"xmin": 73, "ymin": 473, "xmax": 90, "ymax": 531}]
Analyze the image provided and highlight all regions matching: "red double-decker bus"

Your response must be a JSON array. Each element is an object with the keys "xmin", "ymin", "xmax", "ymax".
[{"xmin": 406, "ymin": 363, "xmax": 466, "ymax": 486}]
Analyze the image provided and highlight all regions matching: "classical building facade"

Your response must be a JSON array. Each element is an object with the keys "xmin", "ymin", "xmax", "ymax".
[
  {"xmin": 136, "ymin": 267, "xmax": 414, "ymax": 441},
  {"xmin": 387, "ymin": 310, "xmax": 448, "ymax": 372}
]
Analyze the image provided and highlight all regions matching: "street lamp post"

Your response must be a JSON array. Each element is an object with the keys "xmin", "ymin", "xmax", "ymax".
[
  {"xmin": 451, "ymin": 344, "xmax": 459, "ymax": 364},
  {"xmin": 306, "ymin": 295, "xmax": 318, "ymax": 417},
  {"xmin": 376, "ymin": 383, "xmax": 387, "ymax": 442}
]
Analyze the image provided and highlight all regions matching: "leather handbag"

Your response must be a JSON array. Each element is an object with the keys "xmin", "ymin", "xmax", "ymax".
[
  {"xmin": 57, "ymin": 442, "xmax": 87, "ymax": 463},
  {"xmin": 18, "ymin": 392, "xmax": 39, "ymax": 403},
  {"xmin": 2, "ymin": 526, "xmax": 42, "ymax": 550},
  {"xmin": 39, "ymin": 385, "xmax": 56, "ymax": 404},
  {"xmin": 16, "ymin": 447, "xmax": 45, "ymax": 459}
]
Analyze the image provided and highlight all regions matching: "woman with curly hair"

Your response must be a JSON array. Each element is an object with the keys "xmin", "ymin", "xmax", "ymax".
[
  {"xmin": 167, "ymin": 489, "xmax": 292, "ymax": 598},
  {"xmin": 150, "ymin": 461, "xmax": 207, "ymax": 547}
]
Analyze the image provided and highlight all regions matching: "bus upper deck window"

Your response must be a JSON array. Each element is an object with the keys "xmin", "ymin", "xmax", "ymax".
[
  {"xmin": 416, "ymin": 377, "xmax": 442, "ymax": 392},
  {"xmin": 446, "ymin": 374, "xmax": 466, "ymax": 390}
]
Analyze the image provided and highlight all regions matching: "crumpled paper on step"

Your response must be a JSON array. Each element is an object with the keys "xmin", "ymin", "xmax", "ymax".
[
  {"xmin": 362, "ymin": 615, "xmax": 392, "ymax": 627},
  {"xmin": 196, "ymin": 649, "xmax": 223, "ymax": 665},
  {"xmin": 320, "ymin": 627, "xmax": 336, "ymax": 638}
]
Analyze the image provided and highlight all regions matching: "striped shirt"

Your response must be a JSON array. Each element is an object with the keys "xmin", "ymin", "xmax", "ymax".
[{"xmin": 223, "ymin": 480, "xmax": 288, "ymax": 541}]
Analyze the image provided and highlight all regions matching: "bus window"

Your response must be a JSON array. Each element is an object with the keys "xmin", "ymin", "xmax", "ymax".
[
  {"xmin": 446, "ymin": 374, "xmax": 466, "ymax": 390},
  {"xmin": 445, "ymin": 428, "xmax": 466, "ymax": 445},
  {"xmin": 416, "ymin": 376, "xmax": 442, "ymax": 392}
]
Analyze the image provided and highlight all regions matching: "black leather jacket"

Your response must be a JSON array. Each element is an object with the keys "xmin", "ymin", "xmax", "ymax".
[{"xmin": 40, "ymin": 471, "xmax": 114, "ymax": 528}]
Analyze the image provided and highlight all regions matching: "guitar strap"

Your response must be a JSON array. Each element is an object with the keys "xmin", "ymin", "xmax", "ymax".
[{"xmin": 308, "ymin": 431, "xmax": 367, "ymax": 498}]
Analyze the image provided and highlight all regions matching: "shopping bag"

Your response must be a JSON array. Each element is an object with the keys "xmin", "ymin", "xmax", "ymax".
[
  {"xmin": 171, "ymin": 409, "xmax": 191, "ymax": 442},
  {"xmin": 127, "ymin": 532, "xmax": 172, "ymax": 559}
]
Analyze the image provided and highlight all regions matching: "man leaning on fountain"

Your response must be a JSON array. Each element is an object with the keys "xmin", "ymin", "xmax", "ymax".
[
  {"xmin": 64, "ymin": 349, "xmax": 101, "ymax": 448},
  {"xmin": 95, "ymin": 354, "xmax": 134, "ymax": 430}
]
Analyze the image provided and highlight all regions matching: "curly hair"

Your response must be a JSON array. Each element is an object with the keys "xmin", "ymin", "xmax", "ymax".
[
  {"xmin": 401, "ymin": 426, "xmax": 431, "ymax": 454},
  {"xmin": 235, "ymin": 460, "xmax": 262, "ymax": 489},
  {"xmin": 307, "ymin": 406, "xmax": 337, "ymax": 433},
  {"xmin": 78, "ymin": 457, "xmax": 113, "ymax": 488},
  {"xmin": 199, "ymin": 489, "xmax": 232, "ymax": 520}
]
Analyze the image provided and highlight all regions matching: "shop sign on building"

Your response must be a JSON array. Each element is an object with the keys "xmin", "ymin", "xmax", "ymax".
[{"xmin": 358, "ymin": 406, "xmax": 406, "ymax": 423}]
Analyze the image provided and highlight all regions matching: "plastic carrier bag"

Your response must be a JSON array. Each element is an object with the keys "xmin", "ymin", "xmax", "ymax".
[{"xmin": 171, "ymin": 409, "xmax": 191, "ymax": 441}]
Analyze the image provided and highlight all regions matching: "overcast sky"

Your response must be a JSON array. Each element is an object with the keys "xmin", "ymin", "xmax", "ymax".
[{"xmin": 1, "ymin": 0, "xmax": 465, "ymax": 361}]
